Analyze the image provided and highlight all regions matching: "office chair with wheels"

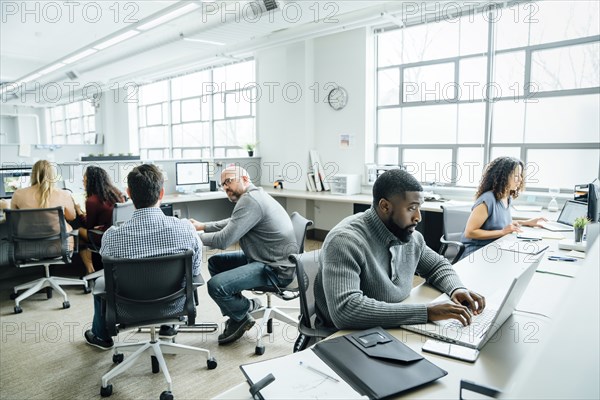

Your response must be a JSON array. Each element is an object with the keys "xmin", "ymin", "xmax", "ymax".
[
  {"xmin": 5, "ymin": 207, "xmax": 88, "ymax": 313},
  {"xmin": 439, "ymin": 205, "xmax": 472, "ymax": 264},
  {"xmin": 83, "ymin": 201, "xmax": 135, "ymax": 288},
  {"xmin": 99, "ymin": 250, "xmax": 217, "ymax": 399},
  {"xmin": 250, "ymin": 211, "xmax": 313, "ymax": 355},
  {"xmin": 291, "ymin": 250, "xmax": 336, "ymax": 352}
]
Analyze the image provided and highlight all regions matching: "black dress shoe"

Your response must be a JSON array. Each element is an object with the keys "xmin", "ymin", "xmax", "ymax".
[
  {"xmin": 218, "ymin": 315, "xmax": 255, "ymax": 345},
  {"xmin": 84, "ymin": 330, "xmax": 114, "ymax": 350}
]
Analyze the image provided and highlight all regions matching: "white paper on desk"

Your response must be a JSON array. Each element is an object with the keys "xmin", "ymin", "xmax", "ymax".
[
  {"xmin": 497, "ymin": 241, "xmax": 549, "ymax": 255},
  {"xmin": 240, "ymin": 349, "xmax": 367, "ymax": 400},
  {"xmin": 520, "ymin": 227, "xmax": 565, "ymax": 240},
  {"xmin": 536, "ymin": 259, "xmax": 580, "ymax": 278}
]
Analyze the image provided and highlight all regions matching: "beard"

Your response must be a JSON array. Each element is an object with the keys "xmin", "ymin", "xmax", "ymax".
[{"xmin": 386, "ymin": 219, "xmax": 417, "ymax": 243}]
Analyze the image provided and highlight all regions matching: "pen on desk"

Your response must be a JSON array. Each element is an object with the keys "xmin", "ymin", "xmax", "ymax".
[
  {"xmin": 298, "ymin": 361, "xmax": 340, "ymax": 382},
  {"xmin": 548, "ymin": 256, "xmax": 577, "ymax": 262}
]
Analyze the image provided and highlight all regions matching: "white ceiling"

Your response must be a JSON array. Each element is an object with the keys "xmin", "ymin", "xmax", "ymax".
[{"xmin": 0, "ymin": 0, "xmax": 404, "ymax": 106}]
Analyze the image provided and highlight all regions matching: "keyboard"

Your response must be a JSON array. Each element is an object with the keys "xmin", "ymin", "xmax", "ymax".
[
  {"xmin": 447, "ymin": 308, "xmax": 497, "ymax": 337},
  {"xmin": 540, "ymin": 221, "xmax": 573, "ymax": 232}
]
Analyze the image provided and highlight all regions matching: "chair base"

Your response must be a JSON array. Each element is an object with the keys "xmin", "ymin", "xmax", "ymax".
[
  {"xmin": 101, "ymin": 328, "xmax": 216, "ymax": 397},
  {"xmin": 251, "ymin": 303, "xmax": 299, "ymax": 355},
  {"xmin": 13, "ymin": 267, "xmax": 88, "ymax": 310},
  {"xmin": 82, "ymin": 270, "xmax": 104, "ymax": 290}
]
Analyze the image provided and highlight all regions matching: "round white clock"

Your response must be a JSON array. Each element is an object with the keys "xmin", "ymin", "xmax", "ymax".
[{"xmin": 327, "ymin": 86, "xmax": 348, "ymax": 110}]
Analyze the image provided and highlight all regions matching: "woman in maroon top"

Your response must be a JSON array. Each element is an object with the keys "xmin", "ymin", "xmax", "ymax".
[{"xmin": 74, "ymin": 166, "xmax": 125, "ymax": 275}]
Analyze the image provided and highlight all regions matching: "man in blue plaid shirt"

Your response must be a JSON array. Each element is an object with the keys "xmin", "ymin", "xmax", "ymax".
[{"xmin": 84, "ymin": 164, "xmax": 202, "ymax": 350}]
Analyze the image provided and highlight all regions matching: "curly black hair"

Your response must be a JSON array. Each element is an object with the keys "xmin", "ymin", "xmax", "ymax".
[
  {"xmin": 476, "ymin": 157, "xmax": 525, "ymax": 200},
  {"xmin": 84, "ymin": 166, "xmax": 124, "ymax": 206}
]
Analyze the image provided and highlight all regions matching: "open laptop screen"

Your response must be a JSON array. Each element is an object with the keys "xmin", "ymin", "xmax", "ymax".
[{"xmin": 558, "ymin": 200, "xmax": 588, "ymax": 226}]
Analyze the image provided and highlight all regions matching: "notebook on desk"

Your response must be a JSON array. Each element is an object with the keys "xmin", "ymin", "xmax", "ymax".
[
  {"xmin": 539, "ymin": 200, "xmax": 587, "ymax": 232},
  {"xmin": 240, "ymin": 328, "xmax": 447, "ymax": 400},
  {"xmin": 403, "ymin": 257, "xmax": 541, "ymax": 350}
]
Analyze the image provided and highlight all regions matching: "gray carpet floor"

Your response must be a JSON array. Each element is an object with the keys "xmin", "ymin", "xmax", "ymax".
[{"xmin": 0, "ymin": 240, "xmax": 322, "ymax": 400}]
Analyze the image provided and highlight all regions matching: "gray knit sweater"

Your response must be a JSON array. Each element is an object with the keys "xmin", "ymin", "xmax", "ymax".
[
  {"xmin": 199, "ymin": 185, "xmax": 296, "ymax": 272},
  {"xmin": 315, "ymin": 207, "xmax": 465, "ymax": 329}
]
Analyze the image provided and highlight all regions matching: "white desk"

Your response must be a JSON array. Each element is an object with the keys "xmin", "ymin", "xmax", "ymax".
[{"xmin": 214, "ymin": 233, "xmax": 587, "ymax": 400}]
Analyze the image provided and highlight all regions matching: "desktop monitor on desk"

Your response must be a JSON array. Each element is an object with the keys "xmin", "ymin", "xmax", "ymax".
[
  {"xmin": 574, "ymin": 180, "xmax": 599, "ymax": 223},
  {"xmin": 175, "ymin": 161, "xmax": 210, "ymax": 193},
  {"xmin": 0, "ymin": 167, "xmax": 32, "ymax": 199}
]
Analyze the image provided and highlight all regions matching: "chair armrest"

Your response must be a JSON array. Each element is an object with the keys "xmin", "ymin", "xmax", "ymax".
[
  {"xmin": 298, "ymin": 324, "xmax": 337, "ymax": 341},
  {"xmin": 69, "ymin": 230, "xmax": 80, "ymax": 253},
  {"xmin": 87, "ymin": 229, "xmax": 104, "ymax": 252},
  {"xmin": 459, "ymin": 380, "xmax": 501, "ymax": 399},
  {"xmin": 192, "ymin": 274, "xmax": 205, "ymax": 287},
  {"xmin": 440, "ymin": 237, "xmax": 464, "ymax": 249}
]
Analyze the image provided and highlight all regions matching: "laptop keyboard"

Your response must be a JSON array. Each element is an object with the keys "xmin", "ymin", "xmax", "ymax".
[{"xmin": 447, "ymin": 308, "xmax": 497, "ymax": 337}]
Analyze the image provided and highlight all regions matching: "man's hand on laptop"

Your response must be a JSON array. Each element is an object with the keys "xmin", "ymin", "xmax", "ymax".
[{"xmin": 426, "ymin": 289, "xmax": 486, "ymax": 326}]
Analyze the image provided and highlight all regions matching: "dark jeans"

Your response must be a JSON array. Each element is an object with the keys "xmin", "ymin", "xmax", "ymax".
[
  {"xmin": 91, "ymin": 277, "xmax": 108, "ymax": 340},
  {"xmin": 207, "ymin": 251, "xmax": 292, "ymax": 322}
]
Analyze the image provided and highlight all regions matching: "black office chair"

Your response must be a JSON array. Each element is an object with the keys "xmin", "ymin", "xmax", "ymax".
[
  {"xmin": 99, "ymin": 250, "xmax": 217, "ymax": 399},
  {"xmin": 5, "ymin": 207, "xmax": 88, "ymax": 313},
  {"xmin": 439, "ymin": 205, "xmax": 472, "ymax": 264},
  {"xmin": 250, "ymin": 211, "xmax": 313, "ymax": 355},
  {"xmin": 291, "ymin": 249, "xmax": 336, "ymax": 352},
  {"xmin": 111, "ymin": 201, "xmax": 135, "ymax": 226}
]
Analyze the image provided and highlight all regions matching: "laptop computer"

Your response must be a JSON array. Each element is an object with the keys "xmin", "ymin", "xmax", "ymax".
[
  {"xmin": 403, "ymin": 256, "xmax": 542, "ymax": 350},
  {"xmin": 540, "ymin": 200, "xmax": 587, "ymax": 232}
]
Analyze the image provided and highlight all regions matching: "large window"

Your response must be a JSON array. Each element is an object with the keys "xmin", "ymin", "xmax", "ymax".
[
  {"xmin": 48, "ymin": 100, "xmax": 96, "ymax": 144},
  {"xmin": 375, "ymin": 1, "xmax": 599, "ymax": 190},
  {"xmin": 136, "ymin": 60, "xmax": 256, "ymax": 160}
]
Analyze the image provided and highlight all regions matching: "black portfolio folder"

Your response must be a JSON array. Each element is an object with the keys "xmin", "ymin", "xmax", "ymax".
[{"xmin": 312, "ymin": 327, "xmax": 447, "ymax": 399}]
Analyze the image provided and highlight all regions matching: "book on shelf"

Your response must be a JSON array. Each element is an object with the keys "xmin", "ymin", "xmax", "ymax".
[
  {"xmin": 306, "ymin": 173, "xmax": 317, "ymax": 192},
  {"xmin": 309, "ymin": 149, "xmax": 329, "ymax": 191}
]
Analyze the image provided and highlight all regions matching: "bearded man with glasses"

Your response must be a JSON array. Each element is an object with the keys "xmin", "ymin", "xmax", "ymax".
[{"xmin": 190, "ymin": 165, "xmax": 297, "ymax": 345}]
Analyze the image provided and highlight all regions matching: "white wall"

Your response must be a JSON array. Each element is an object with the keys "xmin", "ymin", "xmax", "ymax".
[
  {"xmin": 313, "ymin": 28, "xmax": 368, "ymax": 177},
  {"xmin": 257, "ymin": 28, "xmax": 369, "ymax": 229},
  {"xmin": 256, "ymin": 41, "xmax": 316, "ymax": 189},
  {"xmin": 0, "ymin": 104, "xmax": 47, "ymax": 145},
  {"xmin": 99, "ymin": 87, "xmax": 131, "ymax": 155}
]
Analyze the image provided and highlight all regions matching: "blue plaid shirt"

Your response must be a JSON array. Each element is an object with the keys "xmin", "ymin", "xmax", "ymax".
[{"xmin": 100, "ymin": 207, "xmax": 202, "ymax": 276}]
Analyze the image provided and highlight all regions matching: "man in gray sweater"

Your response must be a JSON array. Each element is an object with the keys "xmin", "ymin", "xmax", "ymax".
[
  {"xmin": 315, "ymin": 168, "xmax": 485, "ymax": 330},
  {"xmin": 190, "ymin": 166, "xmax": 297, "ymax": 344}
]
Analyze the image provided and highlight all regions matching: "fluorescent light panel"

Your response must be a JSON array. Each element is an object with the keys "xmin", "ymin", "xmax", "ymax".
[
  {"xmin": 21, "ymin": 73, "xmax": 42, "ymax": 82},
  {"xmin": 63, "ymin": 49, "xmax": 98, "ymax": 64},
  {"xmin": 138, "ymin": 3, "xmax": 200, "ymax": 31},
  {"xmin": 94, "ymin": 30, "xmax": 141, "ymax": 50},
  {"xmin": 183, "ymin": 37, "xmax": 226, "ymax": 46},
  {"xmin": 39, "ymin": 63, "xmax": 66, "ymax": 75}
]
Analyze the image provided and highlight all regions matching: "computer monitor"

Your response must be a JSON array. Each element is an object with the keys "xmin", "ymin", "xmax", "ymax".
[
  {"xmin": 588, "ymin": 180, "xmax": 599, "ymax": 223},
  {"xmin": 575, "ymin": 180, "xmax": 600, "ymax": 223},
  {"xmin": 175, "ymin": 161, "xmax": 209, "ymax": 193},
  {"xmin": 0, "ymin": 167, "xmax": 32, "ymax": 199}
]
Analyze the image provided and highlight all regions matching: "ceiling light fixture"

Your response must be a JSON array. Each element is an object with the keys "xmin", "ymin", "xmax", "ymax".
[
  {"xmin": 39, "ymin": 63, "xmax": 66, "ymax": 75},
  {"xmin": 138, "ymin": 3, "xmax": 200, "ymax": 31},
  {"xmin": 63, "ymin": 49, "xmax": 98, "ymax": 64},
  {"xmin": 180, "ymin": 33, "xmax": 226, "ymax": 46},
  {"xmin": 94, "ymin": 30, "xmax": 141, "ymax": 50}
]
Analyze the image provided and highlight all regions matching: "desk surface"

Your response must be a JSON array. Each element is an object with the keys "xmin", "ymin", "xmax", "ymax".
[{"xmin": 214, "ymin": 232, "xmax": 588, "ymax": 400}]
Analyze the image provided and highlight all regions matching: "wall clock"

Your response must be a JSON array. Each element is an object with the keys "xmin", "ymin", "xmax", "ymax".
[{"xmin": 327, "ymin": 86, "xmax": 348, "ymax": 110}]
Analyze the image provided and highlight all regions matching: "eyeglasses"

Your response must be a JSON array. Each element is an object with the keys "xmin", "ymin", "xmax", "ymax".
[{"xmin": 221, "ymin": 177, "xmax": 237, "ymax": 187}]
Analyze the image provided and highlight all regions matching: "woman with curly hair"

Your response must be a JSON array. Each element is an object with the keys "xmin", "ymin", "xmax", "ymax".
[
  {"xmin": 74, "ymin": 166, "xmax": 125, "ymax": 275},
  {"xmin": 460, "ymin": 156, "xmax": 546, "ymax": 260}
]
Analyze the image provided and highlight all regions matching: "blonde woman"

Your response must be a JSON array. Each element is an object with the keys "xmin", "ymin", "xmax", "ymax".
[{"xmin": 11, "ymin": 160, "xmax": 76, "ymax": 243}]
